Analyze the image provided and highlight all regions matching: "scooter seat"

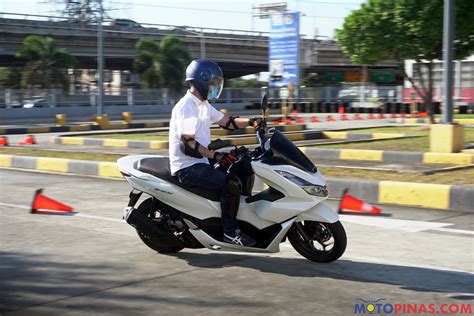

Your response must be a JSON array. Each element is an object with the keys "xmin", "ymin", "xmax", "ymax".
[{"xmin": 137, "ymin": 157, "xmax": 222, "ymax": 202}]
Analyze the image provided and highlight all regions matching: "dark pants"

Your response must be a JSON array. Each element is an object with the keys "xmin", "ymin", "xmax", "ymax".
[{"xmin": 175, "ymin": 163, "xmax": 239, "ymax": 234}]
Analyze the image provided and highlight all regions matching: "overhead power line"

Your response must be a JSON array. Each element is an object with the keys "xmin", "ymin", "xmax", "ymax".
[{"xmin": 109, "ymin": 1, "xmax": 346, "ymax": 19}]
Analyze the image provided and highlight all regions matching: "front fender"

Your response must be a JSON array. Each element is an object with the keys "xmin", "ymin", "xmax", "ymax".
[{"xmin": 295, "ymin": 202, "xmax": 339, "ymax": 223}]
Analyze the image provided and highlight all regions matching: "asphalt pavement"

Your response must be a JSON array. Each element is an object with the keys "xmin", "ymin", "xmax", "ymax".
[{"xmin": 0, "ymin": 169, "xmax": 472, "ymax": 315}]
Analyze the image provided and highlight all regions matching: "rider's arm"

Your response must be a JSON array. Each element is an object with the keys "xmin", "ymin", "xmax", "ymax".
[
  {"xmin": 181, "ymin": 134, "xmax": 215, "ymax": 159},
  {"xmin": 217, "ymin": 115, "xmax": 254, "ymax": 130}
]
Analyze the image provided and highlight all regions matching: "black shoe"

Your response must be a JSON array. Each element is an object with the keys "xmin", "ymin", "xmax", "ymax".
[{"xmin": 223, "ymin": 229, "xmax": 256, "ymax": 247}]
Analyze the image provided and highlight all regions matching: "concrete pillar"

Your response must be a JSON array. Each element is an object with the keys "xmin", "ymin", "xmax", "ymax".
[
  {"xmin": 325, "ymin": 87, "xmax": 331, "ymax": 103},
  {"xmin": 49, "ymin": 89, "xmax": 58, "ymax": 107},
  {"xmin": 430, "ymin": 124, "xmax": 464, "ymax": 153},
  {"xmin": 127, "ymin": 88, "xmax": 134, "ymax": 106},
  {"xmin": 5, "ymin": 89, "xmax": 12, "ymax": 108},
  {"xmin": 90, "ymin": 91, "xmax": 96, "ymax": 107}
]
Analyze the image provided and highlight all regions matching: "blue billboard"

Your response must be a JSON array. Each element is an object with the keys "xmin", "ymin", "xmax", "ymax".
[{"xmin": 269, "ymin": 12, "xmax": 300, "ymax": 88}]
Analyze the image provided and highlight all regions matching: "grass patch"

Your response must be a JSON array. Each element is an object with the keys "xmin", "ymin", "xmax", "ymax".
[
  {"xmin": 321, "ymin": 166, "xmax": 473, "ymax": 186},
  {"xmin": 317, "ymin": 126, "xmax": 474, "ymax": 152},
  {"xmin": 437, "ymin": 114, "xmax": 474, "ymax": 119},
  {"xmin": 0, "ymin": 148, "xmax": 123, "ymax": 162}
]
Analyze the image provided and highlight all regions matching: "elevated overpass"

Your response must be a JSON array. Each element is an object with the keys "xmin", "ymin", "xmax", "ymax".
[{"xmin": 0, "ymin": 14, "xmax": 397, "ymax": 79}]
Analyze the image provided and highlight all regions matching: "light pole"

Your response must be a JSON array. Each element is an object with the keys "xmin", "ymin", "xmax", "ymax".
[
  {"xmin": 97, "ymin": 0, "xmax": 104, "ymax": 116},
  {"xmin": 442, "ymin": 0, "xmax": 454, "ymax": 124}
]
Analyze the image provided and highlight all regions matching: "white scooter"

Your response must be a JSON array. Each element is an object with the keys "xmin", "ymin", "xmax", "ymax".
[{"xmin": 117, "ymin": 95, "xmax": 346, "ymax": 262}]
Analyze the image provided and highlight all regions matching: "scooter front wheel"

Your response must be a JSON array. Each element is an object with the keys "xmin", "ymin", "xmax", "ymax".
[{"xmin": 288, "ymin": 221, "xmax": 346, "ymax": 263}]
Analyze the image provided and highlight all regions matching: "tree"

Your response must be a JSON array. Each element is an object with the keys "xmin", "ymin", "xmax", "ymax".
[
  {"xmin": 134, "ymin": 38, "xmax": 161, "ymax": 89},
  {"xmin": 336, "ymin": 0, "xmax": 474, "ymax": 123},
  {"xmin": 16, "ymin": 35, "xmax": 76, "ymax": 90},
  {"xmin": 0, "ymin": 67, "xmax": 21, "ymax": 89},
  {"xmin": 134, "ymin": 36, "xmax": 191, "ymax": 92}
]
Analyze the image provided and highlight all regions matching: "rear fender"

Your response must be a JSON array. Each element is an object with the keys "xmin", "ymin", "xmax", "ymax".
[{"xmin": 295, "ymin": 202, "xmax": 339, "ymax": 223}]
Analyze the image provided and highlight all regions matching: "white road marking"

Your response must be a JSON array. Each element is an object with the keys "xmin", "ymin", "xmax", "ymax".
[
  {"xmin": 1, "ymin": 202, "xmax": 472, "ymax": 235},
  {"xmin": 339, "ymin": 214, "xmax": 472, "ymax": 234},
  {"xmin": 0, "ymin": 202, "xmax": 124, "ymax": 223}
]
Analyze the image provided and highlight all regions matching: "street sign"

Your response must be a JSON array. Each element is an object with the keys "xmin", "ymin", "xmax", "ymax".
[
  {"xmin": 255, "ymin": 2, "xmax": 287, "ymax": 19},
  {"xmin": 269, "ymin": 12, "xmax": 300, "ymax": 88}
]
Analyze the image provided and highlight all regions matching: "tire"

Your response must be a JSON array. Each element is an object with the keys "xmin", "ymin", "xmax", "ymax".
[
  {"xmin": 288, "ymin": 221, "xmax": 347, "ymax": 263},
  {"xmin": 135, "ymin": 198, "xmax": 184, "ymax": 254}
]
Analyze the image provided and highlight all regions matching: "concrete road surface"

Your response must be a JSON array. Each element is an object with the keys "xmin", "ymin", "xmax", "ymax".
[{"xmin": 0, "ymin": 169, "xmax": 473, "ymax": 315}]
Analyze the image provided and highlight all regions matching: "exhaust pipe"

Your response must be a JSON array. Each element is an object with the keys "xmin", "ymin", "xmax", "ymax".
[{"xmin": 124, "ymin": 207, "xmax": 182, "ymax": 247}]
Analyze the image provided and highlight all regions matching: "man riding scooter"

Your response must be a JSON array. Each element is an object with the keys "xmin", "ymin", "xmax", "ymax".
[{"xmin": 169, "ymin": 59, "xmax": 262, "ymax": 247}]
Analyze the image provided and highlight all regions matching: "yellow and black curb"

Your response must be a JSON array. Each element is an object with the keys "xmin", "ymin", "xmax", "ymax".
[
  {"xmin": 300, "ymin": 148, "xmax": 474, "ymax": 165},
  {"xmin": 50, "ymin": 130, "xmax": 412, "ymax": 149},
  {"xmin": 0, "ymin": 121, "xmax": 169, "ymax": 135},
  {"xmin": 0, "ymin": 154, "xmax": 472, "ymax": 212}
]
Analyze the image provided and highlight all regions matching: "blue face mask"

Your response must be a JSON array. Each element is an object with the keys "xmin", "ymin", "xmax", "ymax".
[{"xmin": 207, "ymin": 85, "xmax": 219, "ymax": 100}]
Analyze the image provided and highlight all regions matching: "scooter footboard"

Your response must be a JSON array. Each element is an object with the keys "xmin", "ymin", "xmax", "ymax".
[{"xmin": 295, "ymin": 202, "xmax": 339, "ymax": 223}]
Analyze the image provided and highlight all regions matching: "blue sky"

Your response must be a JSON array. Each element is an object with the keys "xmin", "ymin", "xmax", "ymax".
[{"xmin": 0, "ymin": 0, "xmax": 365, "ymax": 38}]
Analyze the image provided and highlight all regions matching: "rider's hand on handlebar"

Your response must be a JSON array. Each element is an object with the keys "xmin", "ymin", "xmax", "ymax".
[
  {"xmin": 214, "ymin": 151, "xmax": 238, "ymax": 168},
  {"xmin": 248, "ymin": 117, "xmax": 264, "ymax": 129}
]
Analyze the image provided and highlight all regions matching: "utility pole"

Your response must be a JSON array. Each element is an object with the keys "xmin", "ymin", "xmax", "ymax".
[
  {"xmin": 442, "ymin": 0, "xmax": 455, "ymax": 124},
  {"xmin": 97, "ymin": 0, "xmax": 104, "ymax": 116}
]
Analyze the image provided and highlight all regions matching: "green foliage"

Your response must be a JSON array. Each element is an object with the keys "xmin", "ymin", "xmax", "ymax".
[
  {"xmin": 16, "ymin": 35, "xmax": 76, "ymax": 90},
  {"xmin": 336, "ymin": 0, "xmax": 474, "ymax": 122},
  {"xmin": 134, "ymin": 36, "xmax": 191, "ymax": 91},
  {"xmin": 336, "ymin": 0, "xmax": 474, "ymax": 63},
  {"xmin": 0, "ymin": 67, "xmax": 21, "ymax": 88}
]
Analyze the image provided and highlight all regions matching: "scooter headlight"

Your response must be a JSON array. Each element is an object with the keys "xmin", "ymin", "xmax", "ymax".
[{"xmin": 275, "ymin": 170, "xmax": 328, "ymax": 197}]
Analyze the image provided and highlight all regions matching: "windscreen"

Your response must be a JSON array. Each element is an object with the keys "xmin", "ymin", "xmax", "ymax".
[{"xmin": 268, "ymin": 131, "xmax": 317, "ymax": 173}]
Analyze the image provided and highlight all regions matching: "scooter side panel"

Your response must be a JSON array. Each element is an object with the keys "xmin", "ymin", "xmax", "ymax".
[{"xmin": 295, "ymin": 202, "xmax": 339, "ymax": 223}]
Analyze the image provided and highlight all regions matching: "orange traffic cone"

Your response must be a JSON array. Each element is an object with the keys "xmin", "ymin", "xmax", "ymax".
[
  {"xmin": 338, "ymin": 189, "xmax": 381, "ymax": 215},
  {"xmin": 379, "ymin": 113, "xmax": 387, "ymax": 119},
  {"xmin": 19, "ymin": 135, "xmax": 36, "ymax": 145},
  {"xmin": 284, "ymin": 118, "xmax": 292, "ymax": 124},
  {"xmin": 296, "ymin": 118, "xmax": 305, "ymax": 123},
  {"xmin": 327, "ymin": 115, "xmax": 336, "ymax": 122},
  {"xmin": 31, "ymin": 189, "xmax": 73, "ymax": 214},
  {"xmin": 272, "ymin": 119, "xmax": 282, "ymax": 125},
  {"xmin": 0, "ymin": 136, "xmax": 8, "ymax": 146},
  {"xmin": 391, "ymin": 113, "xmax": 398, "ymax": 118},
  {"xmin": 401, "ymin": 113, "xmax": 409, "ymax": 118},
  {"xmin": 354, "ymin": 114, "xmax": 364, "ymax": 120},
  {"xmin": 340, "ymin": 114, "xmax": 350, "ymax": 121},
  {"xmin": 338, "ymin": 106, "xmax": 345, "ymax": 114},
  {"xmin": 368, "ymin": 113, "xmax": 377, "ymax": 120},
  {"xmin": 310, "ymin": 116, "xmax": 320, "ymax": 122}
]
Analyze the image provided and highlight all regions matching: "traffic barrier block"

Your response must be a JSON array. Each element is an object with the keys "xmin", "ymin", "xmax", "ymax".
[
  {"xmin": 36, "ymin": 157, "xmax": 68, "ymax": 173},
  {"xmin": 56, "ymin": 114, "xmax": 67, "ymax": 126},
  {"xmin": 102, "ymin": 139, "xmax": 129, "ymax": 147},
  {"xmin": 379, "ymin": 181, "xmax": 450, "ymax": 210},
  {"xmin": 323, "ymin": 132, "xmax": 347, "ymax": 139},
  {"xmin": 340, "ymin": 149, "xmax": 383, "ymax": 161},
  {"xmin": 122, "ymin": 112, "xmax": 133, "ymax": 124},
  {"xmin": 98, "ymin": 162, "xmax": 122, "ymax": 178},
  {"xmin": 423, "ymin": 152, "xmax": 473, "ymax": 165},
  {"xmin": 0, "ymin": 154, "xmax": 12, "ymax": 167}
]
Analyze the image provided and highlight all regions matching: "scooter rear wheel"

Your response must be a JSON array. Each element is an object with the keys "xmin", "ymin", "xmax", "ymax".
[
  {"xmin": 288, "ymin": 221, "xmax": 346, "ymax": 263},
  {"xmin": 136, "ymin": 198, "xmax": 184, "ymax": 254}
]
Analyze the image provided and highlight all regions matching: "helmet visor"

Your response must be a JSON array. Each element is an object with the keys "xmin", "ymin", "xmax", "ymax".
[{"xmin": 207, "ymin": 76, "xmax": 224, "ymax": 100}]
